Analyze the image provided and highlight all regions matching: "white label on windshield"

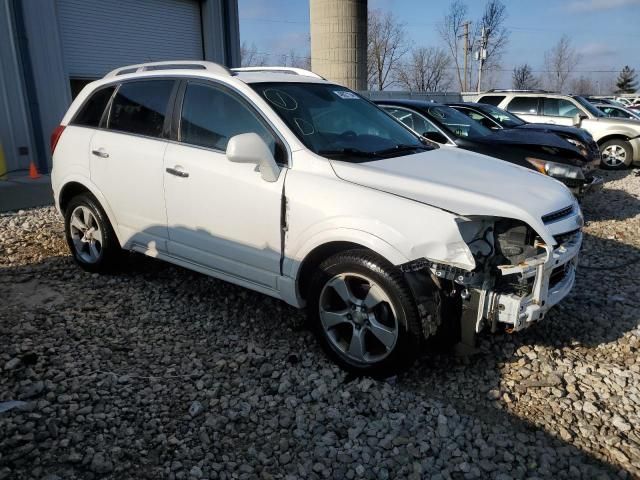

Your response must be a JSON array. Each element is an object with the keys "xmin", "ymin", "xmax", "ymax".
[{"xmin": 334, "ymin": 90, "xmax": 359, "ymax": 99}]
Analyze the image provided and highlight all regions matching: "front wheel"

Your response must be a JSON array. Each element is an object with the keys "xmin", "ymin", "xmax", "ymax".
[
  {"xmin": 308, "ymin": 250, "xmax": 424, "ymax": 376},
  {"xmin": 600, "ymin": 139, "xmax": 633, "ymax": 169}
]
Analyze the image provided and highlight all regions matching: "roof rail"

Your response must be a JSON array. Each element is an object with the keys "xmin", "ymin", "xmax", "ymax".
[
  {"xmin": 484, "ymin": 88, "xmax": 554, "ymax": 94},
  {"xmin": 232, "ymin": 66, "xmax": 324, "ymax": 79},
  {"xmin": 104, "ymin": 61, "xmax": 231, "ymax": 78}
]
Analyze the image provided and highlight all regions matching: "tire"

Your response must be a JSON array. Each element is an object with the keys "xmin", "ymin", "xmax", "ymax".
[
  {"xmin": 600, "ymin": 139, "xmax": 633, "ymax": 170},
  {"xmin": 64, "ymin": 193, "xmax": 121, "ymax": 273},
  {"xmin": 307, "ymin": 249, "xmax": 424, "ymax": 376}
]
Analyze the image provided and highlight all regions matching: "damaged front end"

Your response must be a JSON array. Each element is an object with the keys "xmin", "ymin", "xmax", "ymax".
[{"xmin": 401, "ymin": 208, "xmax": 582, "ymax": 345}]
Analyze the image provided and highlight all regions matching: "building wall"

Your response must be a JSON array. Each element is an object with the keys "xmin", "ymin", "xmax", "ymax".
[
  {"xmin": 0, "ymin": 0, "xmax": 240, "ymax": 174},
  {"xmin": 310, "ymin": 0, "xmax": 367, "ymax": 91}
]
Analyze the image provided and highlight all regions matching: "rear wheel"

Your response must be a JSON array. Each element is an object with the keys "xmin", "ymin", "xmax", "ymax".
[
  {"xmin": 308, "ymin": 249, "xmax": 424, "ymax": 376},
  {"xmin": 64, "ymin": 193, "xmax": 121, "ymax": 272},
  {"xmin": 600, "ymin": 139, "xmax": 633, "ymax": 169}
]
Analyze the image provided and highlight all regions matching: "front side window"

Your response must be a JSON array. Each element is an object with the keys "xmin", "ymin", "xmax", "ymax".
[
  {"xmin": 108, "ymin": 80, "xmax": 175, "ymax": 138},
  {"xmin": 478, "ymin": 105, "xmax": 525, "ymax": 127},
  {"xmin": 249, "ymin": 82, "xmax": 428, "ymax": 161},
  {"xmin": 383, "ymin": 107, "xmax": 439, "ymax": 135},
  {"xmin": 179, "ymin": 82, "xmax": 277, "ymax": 157},
  {"xmin": 506, "ymin": 96, "xmax": 539, "ymax": 115},
  {"xmin": 456, "ymin": 108, "xmax": 499, "ymax": 129},
  {"xmin": 73, "ymin": 86, "xmax": 115, "ymax": 127},
  {"xmin": 477, "ymin": 95, "xmax": 505, "ymax": 106},
  {"xmin": 424, "ymin": 105, "xmax": 491, "ymax": 139},
  {"xmin": 543, "ymin": 98, "xmax": 581, "ymax": 117}
]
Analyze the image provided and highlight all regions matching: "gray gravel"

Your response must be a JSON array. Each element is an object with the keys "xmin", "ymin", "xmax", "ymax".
[{"xmin": 1, "ymin": 169, "xmax": 639, "ymax": 479}]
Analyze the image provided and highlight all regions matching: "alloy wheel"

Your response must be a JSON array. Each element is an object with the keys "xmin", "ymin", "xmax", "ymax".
[
  {"xmin": 318, "ymin": 273, "xmax": 399, "ymax": 364},
  {"xmin": 602, "ymin": 144, "xmax": 627, "ymax": 167},
  {"xmin": 69, "ymin": 206, "xmax": 103, "ymax": 263}
]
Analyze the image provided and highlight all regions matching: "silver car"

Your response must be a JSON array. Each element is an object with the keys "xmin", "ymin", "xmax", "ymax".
[{"xmin": 476, "ymin": 90, "xmax": 640, "ymax": 169}]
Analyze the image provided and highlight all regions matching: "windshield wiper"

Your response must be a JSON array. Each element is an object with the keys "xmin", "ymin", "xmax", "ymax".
[
  {"xmin": 373, "ymin": 144, "xmax": 429, "ymax": 155},
  {"xmin": 317, "ymin": 147, "xmax": 382, "ymax": 159}
]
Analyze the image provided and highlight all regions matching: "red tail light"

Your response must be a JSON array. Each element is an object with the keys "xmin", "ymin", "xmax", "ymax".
[{"xmin": 50, "ymin": 125, "xmax": 66, "ymax": 155}]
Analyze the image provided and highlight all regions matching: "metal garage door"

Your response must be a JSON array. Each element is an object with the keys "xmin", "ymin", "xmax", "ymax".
[{"xmin": 57, "ymin": 0, "xmax": 203, "ymax": 79}]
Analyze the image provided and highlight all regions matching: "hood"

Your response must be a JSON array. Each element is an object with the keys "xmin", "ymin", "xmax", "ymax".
[
  {"xmin": 589, "ymin": 116, "xmax": 640, "ymax": 131},
  {"xmin": 485, "ymin": 129, "xmax": 583, "ymax": 152},
  {"xmin": 330, "ymin": 148, "xmax": 576, "ymax": 246},
  {"xmin": 515, "ymin": 123, "xmax": 593, "ymax": 142}
]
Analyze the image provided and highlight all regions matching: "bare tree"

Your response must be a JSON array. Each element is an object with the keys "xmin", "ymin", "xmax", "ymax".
[
  {"xmin": 512, "ymin": 64, "xmax": 539, "ymax": 89},
  {"xmin": 367, "ymin": 10, "xmax": 408, "ymax": 90},
  {"xmin": 240, "ymin": 42, "xmax": 266, "ymax": 67},
  {"xmin": 570, "ymin": 75, "xmax": 596, "ymax": 95},
  {"xmin": 397, "ymin": 47, "xmax": 452, "ymax": 92},
  {"xmin": 472, "ymin": 0, "xmax": 509, "ymax": 91},
  {"xmin": 279, "ymin": 49, "xmax": 312, "ymax": 70},
  {"xmin": 438, "ymin": 0, "xmax": 468, "ymax": 91},
  {"xmin": 544, "ymin": 35, "xmax": 581, "ymax": 92}
]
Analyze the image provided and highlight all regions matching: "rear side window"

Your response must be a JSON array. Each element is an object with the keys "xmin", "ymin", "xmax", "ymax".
[
  {"xmin": 72, "ymin": 86, "xmax": 115, "ymax": 127},
  {"xmin": 180, "ymin": 82, "xmax": 278, "ymax": 156},
  {"xmin": 506, "ymin": 96, "xmax": 539, "ymax": 114},
  {"xmin": 108, "ymin": 80, "xmax": 174, "ymax": 138},
  {"xmin": 542, "ymin": 98, "xmax": 580, "ymax": 117},
  {"xmin": 477, "ymin": 95, "xmax": 505, "ymax": 106}
]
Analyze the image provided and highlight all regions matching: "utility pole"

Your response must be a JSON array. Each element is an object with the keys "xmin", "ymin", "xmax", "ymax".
[
  {"xmin": 476, "ymin": 26, "xmax": 489, "ymax": 93},
  {"xmin": 458, "ymin": 21, "xmax": 471, "ymax": 92}
]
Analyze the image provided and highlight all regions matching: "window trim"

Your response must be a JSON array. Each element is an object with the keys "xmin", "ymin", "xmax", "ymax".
[
  {"xmin": 173, "ymin": 78, "xmax": 291, "ymax": 167},
  {"xmin": 382, "ymin": 105, "xmax": 455, "ymax": 145},
  {"xmin": 540, "ymin": 97, "xmax": 586, "ymax": 119}
]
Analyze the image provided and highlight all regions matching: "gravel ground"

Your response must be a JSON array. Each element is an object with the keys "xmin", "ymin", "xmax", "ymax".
[{"xmin": 1, "ymin": 170, "xmax": 639, "ymax": 480}]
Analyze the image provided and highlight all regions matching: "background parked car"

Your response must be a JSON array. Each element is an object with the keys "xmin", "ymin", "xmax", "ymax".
[
  {"xmin": 593, "ymin": 103, "xmax": 640, "ymax": 121},
  {"xmin": 376, "ymin": 99, "xmax": 599, "ymax": 196},
  {"xmin": 446, "ymin": 102, "xmax": 601, "ymax": 163},
  {"xmin": 476, "ymin": 91, "xmax": 640, "ymax": 169}
]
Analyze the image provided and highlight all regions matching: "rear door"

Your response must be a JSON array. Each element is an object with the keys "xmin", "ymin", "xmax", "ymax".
[{"xmin": 89, "ymin": 79, "xmax": 176, "ymax": 251}]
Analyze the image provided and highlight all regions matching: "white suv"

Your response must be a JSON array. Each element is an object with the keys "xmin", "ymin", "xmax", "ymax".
[
  {"xmin": 51, "ymin": 62, "xmax": 583, "ymax": 374},
  {"xmin": 476, "ymin": 90, "xmax": 640, "ymax": 169}
]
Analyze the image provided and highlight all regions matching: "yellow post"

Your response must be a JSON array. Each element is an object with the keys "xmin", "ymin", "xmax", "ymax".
[{"xmin": 0, "ymin": 143, "xmax": 7, "ymax": 180}]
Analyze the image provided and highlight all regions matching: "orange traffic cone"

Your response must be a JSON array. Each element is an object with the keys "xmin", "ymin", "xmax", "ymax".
[{"xmin": 29, "ymin": 160, "xmax": 40, "ymax": 179}]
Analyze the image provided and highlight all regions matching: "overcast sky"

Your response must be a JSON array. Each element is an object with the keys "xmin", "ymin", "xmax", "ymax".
[{"xmin": 238, "ymin": 0, "xmax": 640, "ymax": 90}]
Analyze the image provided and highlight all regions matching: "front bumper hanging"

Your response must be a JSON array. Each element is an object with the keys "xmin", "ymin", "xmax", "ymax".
[{"xmin": 481, "ymin": 231, "xmax": 582, "ymax": 332}]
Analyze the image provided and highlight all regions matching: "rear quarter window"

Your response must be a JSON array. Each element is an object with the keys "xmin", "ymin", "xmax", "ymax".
[
  {"xmin": 506, "ymin": 97, "xmax": 539, "ymax": 115},
  {"xmin": 72, "ymin": 86, "xmax": 115, "ymax": 127}
]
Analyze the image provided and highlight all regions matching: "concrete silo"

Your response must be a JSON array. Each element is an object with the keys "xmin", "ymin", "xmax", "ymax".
[{"xmin": 310, "ymin": 0, "xmax": 367, "ymax": 91}]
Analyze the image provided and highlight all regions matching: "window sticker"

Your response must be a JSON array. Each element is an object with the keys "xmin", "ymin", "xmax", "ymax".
[{"xmin": 333, "ymin": 90, "xmax": 359, "ymax": 100}]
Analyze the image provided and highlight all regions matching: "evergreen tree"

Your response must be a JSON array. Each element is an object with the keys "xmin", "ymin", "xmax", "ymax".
[{"xmin": 615, "ymin": 66, "xmax": 638, "ymax": 94}]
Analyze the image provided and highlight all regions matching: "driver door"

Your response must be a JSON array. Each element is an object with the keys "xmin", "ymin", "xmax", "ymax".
[{"xmin": 163, "ymin": 80, "xmax": 287, "ymax": 289}]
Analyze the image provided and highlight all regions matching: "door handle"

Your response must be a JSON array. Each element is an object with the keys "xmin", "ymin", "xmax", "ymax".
[
  {"xmin": 91, "ymin": 149, "xmax": 109, "ymax": 158},
  {"xmin": 166, "ymin": 167, "xmax": 189, "ymax": 178}
]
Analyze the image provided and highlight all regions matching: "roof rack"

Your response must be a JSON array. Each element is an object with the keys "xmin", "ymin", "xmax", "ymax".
[
  {"xmin": 483, "ymin": 89, "xmax": 554, "ymax": 94},
  {"xmin": 232, "ymin": 66, "xmax": 324, "ymax": 79},
  {"xmin": 104, "ymin": 61, "xmax": 231, "ymax": 78}
]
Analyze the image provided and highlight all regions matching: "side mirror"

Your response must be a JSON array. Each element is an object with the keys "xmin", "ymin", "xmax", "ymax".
[
  {"xmin": 226, "ymin": 133, "xmax": 280, "ymax": 182},
  {"xmin": 422, "ymin": 131, "xmax": 449, "ymax": 144},
  {"xmin": 572, "ymin": 113, "xmax": 587, "ymax": 126}
]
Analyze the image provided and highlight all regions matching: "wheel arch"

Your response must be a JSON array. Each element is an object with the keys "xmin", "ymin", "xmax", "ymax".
[
  {"xmin": 597, "ymin": 133, "xmax": 631, "ymax": 147},
  {"xmin": 57, "ymin": 178, "xmax": 123, "ymax": 245},
  {"xmin": 292, "ymin": 234, "xmax": 409, "ymax": 302}
]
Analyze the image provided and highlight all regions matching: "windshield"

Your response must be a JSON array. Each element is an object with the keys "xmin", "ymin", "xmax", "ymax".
[
  {"xmin": 479, "ymin": 104, "xmax": 525, "ymax": 127},
  {"xmin": 249, "ymin": 83, "xmax": 429, "ymax": 161},
  {"xmin": 425, "ymin": 105, "xmax": 492, "ymax": 139},
  {"xmin": 573, "ymin": 96, "xmax": 605, "ymax": 117}
]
